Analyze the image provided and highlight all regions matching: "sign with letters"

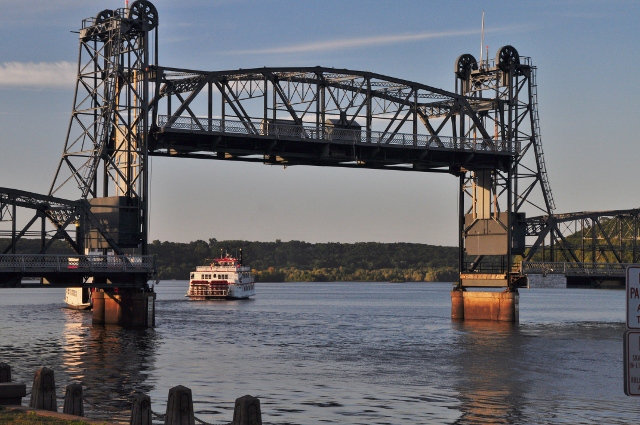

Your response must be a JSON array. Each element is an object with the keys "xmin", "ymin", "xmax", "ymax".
[
  {"xmin": 627, "ymin": 267, "xmax": 640, "ymax": 329},
  {"xmin": 624, "ymin": 331, "xmax": 640, "ymax": 396},
  {"xmin": 626, "ymin": 267, "xmax": 640, "ymax": 395}
]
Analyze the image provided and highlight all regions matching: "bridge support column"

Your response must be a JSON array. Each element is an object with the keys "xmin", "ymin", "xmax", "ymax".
[
  {"xmin": 92, "ymin": 289, "xmax": 155, "ymax": 327},
  {"xmin": 451, "ymin": 289, "xmax": 518, "ymax": 322}
]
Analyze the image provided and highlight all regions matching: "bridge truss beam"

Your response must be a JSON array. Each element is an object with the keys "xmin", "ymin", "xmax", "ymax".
[
  {"xmin": 0, "ymin": 187, "xmax": 127, "ymax": 256},
  {"xmin": 525, "ymin": 208, "xmax": 640, "ymax": 264},
  {"xmin": 148, "ymin": 66, "xmax": 518, "ymax": 173},
  {"xmin": 0, "ymin": 187, "xmax": 156, "ymax": 288}
]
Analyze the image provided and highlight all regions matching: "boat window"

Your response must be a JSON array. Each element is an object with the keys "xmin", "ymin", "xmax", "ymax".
[
  {"xmin": 214, "ymin": 274, "xmax": 217, "ymax": 278},
  {"xmin": 190, "ymin": 274, "xmax": 194, "ymax": 279}
]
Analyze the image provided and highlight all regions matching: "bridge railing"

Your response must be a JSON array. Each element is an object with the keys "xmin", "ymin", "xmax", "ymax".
[
  {"xmin": 0, "ymin": 254, "xmax": 156, "ymax": 273},
  {"xmin": 522, "ymin": 261, "xmax": 632, "ymax": 276},
  {"xmin": 157, "ymin": 115, "xmax": 520, "ymax": 154}
]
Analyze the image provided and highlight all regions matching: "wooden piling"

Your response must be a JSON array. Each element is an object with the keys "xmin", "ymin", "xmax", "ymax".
[
  {"xmin": 232, "ymin": 395, "xmax": 262, "ymax": 425},
  {"xmin": 165, "ymin": 385, "xmax": 195, "ymax": 425},
  {"xmin": 63, "ymin": 383, "xmax": 84, "ymax": 417},
  {"xmin": 130, "ymin": 393, "xmax": 152, "ymax": 425},
  {"xmin": 0, "ymin": 363, "xmax": 11, "ymax": 383},
  {"xmin": 29, "ymin": 367, "xmax": 57, "ymax": 412}
]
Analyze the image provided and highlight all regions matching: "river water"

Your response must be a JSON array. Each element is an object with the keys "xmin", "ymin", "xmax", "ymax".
[{"xmin": 0, "ymin": 281, "xmax": 636, "ymax": 424}]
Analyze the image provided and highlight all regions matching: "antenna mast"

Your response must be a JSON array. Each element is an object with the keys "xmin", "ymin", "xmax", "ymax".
[{"xmin": 480, "ymin": 11, "xmax": 485, "ymax": 67}]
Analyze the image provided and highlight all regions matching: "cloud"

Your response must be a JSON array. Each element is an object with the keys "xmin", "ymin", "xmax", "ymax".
[
  {"xmin": 227, "ymin": 27, "xmax": 510, "ymax": 55},
  {"xmin": 0, "ymin": 61, "xmax": 76, "ymax": 88}
]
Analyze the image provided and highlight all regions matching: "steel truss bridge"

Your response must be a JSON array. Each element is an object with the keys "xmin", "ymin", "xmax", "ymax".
[{"xmin": 0, "ymin": 0, "xmax": 636, "ymax": 289}]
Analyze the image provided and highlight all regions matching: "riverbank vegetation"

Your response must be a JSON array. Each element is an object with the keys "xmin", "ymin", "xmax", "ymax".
[
  {"xmin": 0, "ymin": 238, "xmax": 460, "ymax": 282},
  {"xmin": 149, "ymin": 239, "xmax": 460, "ymax": 282}
]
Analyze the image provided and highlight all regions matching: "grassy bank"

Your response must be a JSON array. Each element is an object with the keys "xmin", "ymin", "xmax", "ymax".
[
  {"xmin": 0, "ymin": 411, "xmax": 84, "ymax": 425},
  {"xmin": 0, "ymin": 407, "xmax": 95, "ymax": 425}
]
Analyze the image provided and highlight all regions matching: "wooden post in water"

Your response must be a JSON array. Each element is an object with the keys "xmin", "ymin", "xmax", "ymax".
[
  {"xmin": 63, "ymin": 383, "xmax": 84, "ymax": 416},
  {"xmin": 130, "ymin": 393, "xmax": 152, "ymax": 425},
  {"xmin": 165, "ymin": 385, "xmax": 195, "ymax": 425},
  {"xmin": 29, "ymin": 367, "xmax": 57, "ymax": 411},
  {"xmin": 232, "ymin": 395, "xmax": 262, "ymax": 425},
  {"xmin": 0, "ymin": 363, "xmax": 11, "ymax": 382}
]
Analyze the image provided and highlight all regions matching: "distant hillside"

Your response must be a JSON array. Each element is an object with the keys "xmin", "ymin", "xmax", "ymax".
[
  {"xmin": 0, "ymin": 238, "xmax": 461, "ymax": 282},
  {"xmin": 149, "ymin": 239, "xmax": 460, "ymax": 282}
]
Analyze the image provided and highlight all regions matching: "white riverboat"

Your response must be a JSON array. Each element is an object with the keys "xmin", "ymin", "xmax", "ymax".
[
  {"xmin": 64, "ymin": 287, "xmax": 92, "ymax": 310},
  {"xmin": 186, "ymin": 254, "xmax": 255, "ymax": 300}
]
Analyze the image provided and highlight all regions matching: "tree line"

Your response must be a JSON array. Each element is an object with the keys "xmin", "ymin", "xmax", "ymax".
[
  {"xmin": 0, "ymin": 237, "xmax": 460, "ymax": 282},
  {"xmin": 149, "ymin": 238, "xmax": 459, "ymax": 282}
]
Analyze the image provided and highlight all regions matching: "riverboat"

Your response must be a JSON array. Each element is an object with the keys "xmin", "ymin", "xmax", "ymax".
[
  {"xmin": 64, "ymin": 287, "xmax": 92, "ymax": 310},
  {"xmin": 186, "ymin": 253, "xmax": 255, "ymax": 300}
]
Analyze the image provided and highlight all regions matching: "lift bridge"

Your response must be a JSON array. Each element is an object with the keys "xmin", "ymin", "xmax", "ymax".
[{"xmin": 1, "ymin": 0, "xmax": 637, "ymax": 302}]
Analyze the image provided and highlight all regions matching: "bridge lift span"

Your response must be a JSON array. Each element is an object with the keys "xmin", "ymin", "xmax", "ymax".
[{"xmin": 1, "ymin": 0, "xmax": 637, "ymax": 324}]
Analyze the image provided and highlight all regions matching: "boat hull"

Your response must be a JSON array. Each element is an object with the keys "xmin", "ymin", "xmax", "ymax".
[
  {"xmin": 65, "ymin": 303, "xmax": 92, "ymax": 310},
  {"xmin": 64, "ymin": 287, "xmax": 92, "ymax": 310}
]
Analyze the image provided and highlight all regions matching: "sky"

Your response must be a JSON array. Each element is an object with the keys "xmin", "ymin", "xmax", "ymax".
[{"xmin": 0, "ymin": 0, "xmax": 638, "ymax": 247}]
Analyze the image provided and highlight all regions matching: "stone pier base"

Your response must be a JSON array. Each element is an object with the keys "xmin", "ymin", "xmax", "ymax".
[
  {"xmin": 451, "ymin": 290, "xmax": 519, "ymax": 322},
  {"xmin": 92, "ymin": 290, "xmax": 155, "ymax": 327}
]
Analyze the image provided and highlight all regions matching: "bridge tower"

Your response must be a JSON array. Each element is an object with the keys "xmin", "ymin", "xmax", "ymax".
[
  {"xmin": 451, "ymin": 46, "xmax": 555, "ymax": 319},
  {"xmin": 48, "ymin": 1, "xmax": 159, "ymax": 326},
  {"xmin": 49, "ymin": 1, "xmax": 158, "ymax": 257}
]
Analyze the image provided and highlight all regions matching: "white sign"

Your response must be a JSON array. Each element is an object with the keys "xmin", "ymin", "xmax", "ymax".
[
  {"xmin": 627, "ymin": 267, "xmax": 640, "ymax": 329},
  {"xmin": 624, "ymin": 331, "xmax": 640, "ymax": 396}
]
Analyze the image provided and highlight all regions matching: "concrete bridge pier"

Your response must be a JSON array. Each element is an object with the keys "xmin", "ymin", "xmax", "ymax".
[
  {"xmin": 451, "ymin": 289, "xmax": 519, "ymax": 322},
  {"xmin": 92, "ymin": 289, "xmax": 156, "ymax": 327}
]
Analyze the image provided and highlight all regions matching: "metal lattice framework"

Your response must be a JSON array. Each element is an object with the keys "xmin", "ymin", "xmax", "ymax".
[
  {"xmin": 453, "ymin": 46, "xmax": 557, "ymax": 286},
  {"xmin": 148, "ymin": 66, "xmax": 518, "ymax": 173},
  {"xmin": 0, "ymin": 187, "xmax": 124, "ymax": 255},
  {"xmin": 3, "ymin": 0, "xmax": 636, "ymax": 290},
  {"xmin": 525, "ymin": 209, "xmax": 640, "ymax": 264},
  {"xmin": 0, "ymin": 187, "xmax": 155, "ymax": 287},
  {"xmin": 457, "ymin": 48, "xmax": 554, "ymax": 216},
  {"xmin": 49, "ymin": 0, "xmax": 158, "ymax": 254}
]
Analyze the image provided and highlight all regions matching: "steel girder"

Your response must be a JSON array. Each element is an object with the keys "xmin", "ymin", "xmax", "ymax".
[
  {"xmin": 0, "ymin": 187, "xmax": 126, "ymax": 255},
  {"xmin": 147, "ymin": 66, "xmax": 518, "ymax": 173},
  {"xmin": 524, "ymin": 209, "xmax": 640, "ymax": 264}
]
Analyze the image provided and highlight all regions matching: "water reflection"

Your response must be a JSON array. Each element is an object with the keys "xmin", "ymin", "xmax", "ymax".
[
  {"xmin": 60, "ymin": 312, "xmax": 160, "ymax": 422},
  {"xmin": 451, "ymin": 320, "xmax": 526, "ymax": 425},
  {"xmin": 2, "ymin": 283, "xmax": 637, "ymax": 424}
]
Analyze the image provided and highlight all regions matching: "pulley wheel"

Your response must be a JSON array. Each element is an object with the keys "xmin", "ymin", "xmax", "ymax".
[
  {"xmin": 495, "ymin": 45, "xmax": 519, "ymax": 71},
  {"xmin": 95, "ymin": 9, "xmax": 116, "ymax": 25},
  {"xmin": 128, "ymin": 0, "xmax": 159, "ymax": 31},
  {"xmin": 454, "ymin": 54, "xmax": 478, "ymax": 79}
]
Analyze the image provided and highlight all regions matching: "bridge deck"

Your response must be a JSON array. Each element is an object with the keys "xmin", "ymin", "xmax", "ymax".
[
  {"xmin": 151, "ymin": 116, "xmax": 518, "ymax": 172},
  {"xmin": 0, "ymin": 254, "xmax": 155, "ymax": 288},
  {"xmin": 522, "ymin": 261, "xmax": 634, "ymax": 278}
]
